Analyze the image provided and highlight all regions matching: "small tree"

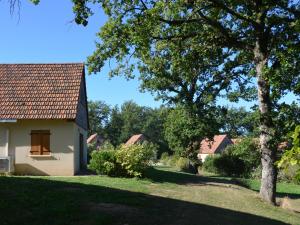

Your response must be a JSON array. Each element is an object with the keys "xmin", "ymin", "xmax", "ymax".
[{"xmin": 164, "ymin": 106, "xmax": 219, "ymax": 162}]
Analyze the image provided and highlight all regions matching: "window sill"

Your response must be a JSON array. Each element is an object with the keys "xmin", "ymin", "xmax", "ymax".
[{"xmin": 28, "ymin": 154, "xmax": 52, "ymax": 158}]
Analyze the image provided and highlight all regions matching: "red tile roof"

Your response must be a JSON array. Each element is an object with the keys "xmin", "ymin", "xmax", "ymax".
[
  {"xmin": 87, "ymin": 133, "xmax": 98, "ymax": 144},
  {"xmin": 125, "ymin": 134, "xmax": 145, "ymax": 146},
  {"xmin": 200, "ymin": 134, "xmax": 233, "ymax": 154},
  {"xmin": 0, "ymin": 63, "xmax": 84, "ymax": 119}
]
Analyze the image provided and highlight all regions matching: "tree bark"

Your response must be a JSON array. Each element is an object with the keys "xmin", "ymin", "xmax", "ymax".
[{"xmin": 254, "ymin": 43, "xmax": 277, "ymax": 205}]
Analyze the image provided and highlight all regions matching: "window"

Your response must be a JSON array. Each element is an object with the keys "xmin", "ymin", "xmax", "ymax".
[{"xmin": 30, "ymin": 130, "xmax": 51, "ymax": 155}]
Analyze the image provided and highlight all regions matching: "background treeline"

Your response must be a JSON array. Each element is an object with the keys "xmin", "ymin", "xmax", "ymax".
[
  {"xmin": 88, "ymin": 100, "xmax": 168, "ymax": 156},
  {"xmin": 88, "ymin": 100, "xmax": 300, "ymax": 183},
  {"xmin": 88, "ymin": 100, "xmax": 267, "ymax": 155}
]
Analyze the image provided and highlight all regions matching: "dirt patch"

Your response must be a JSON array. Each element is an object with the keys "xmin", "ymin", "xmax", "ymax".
[
  {"xmin": 186, "ymin": 182, "xmax": 241, "ymax": 190},
  {"xmin": 87, "ymin": 202, "xmax": 139, "ymax": 215}
]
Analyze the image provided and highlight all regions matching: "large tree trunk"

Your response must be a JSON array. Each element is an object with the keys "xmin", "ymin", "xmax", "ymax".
[{"xmin": 254, "ymin": 45, "xmax": 277, "ymax": 205}]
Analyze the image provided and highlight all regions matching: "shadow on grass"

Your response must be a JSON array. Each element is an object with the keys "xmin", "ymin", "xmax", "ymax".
[
  {"xmin": 0, "ymin": 176, "xmax": 289, "ymax": 225},
  {"xmin": 145, "ymin": 166, "xmax": 237, "ymax": 185},
  {"xmin": 145, "ymin": 167, "xmax": 300, "ymax": 199}
]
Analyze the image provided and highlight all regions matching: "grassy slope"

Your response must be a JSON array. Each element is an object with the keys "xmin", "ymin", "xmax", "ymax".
[{"xmin": 0, "ymin": 166, "xmax": 299, "ymax": 225}]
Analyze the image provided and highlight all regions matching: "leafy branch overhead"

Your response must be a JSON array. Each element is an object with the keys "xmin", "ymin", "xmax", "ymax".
[{"xmin": 70, "ymin": 0, "xmax": 259, "ymax": 109}]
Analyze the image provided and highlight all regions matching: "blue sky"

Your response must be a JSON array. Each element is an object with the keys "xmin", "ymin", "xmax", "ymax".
[
  {"xmin": 0, "ymin": 0, "xmax": 298, "ymax": 109},
  {"xmin": 0, "ymin": 0, "xmax": 160, "ymax": 107}
]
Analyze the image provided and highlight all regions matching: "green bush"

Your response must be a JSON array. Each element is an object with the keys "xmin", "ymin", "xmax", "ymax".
[
  {"xmin": 160, "ymin": 154, "xmax": 177, "ymax": 166},
  {"xmin": 88, "ymin": 150, "xmax": 124, "ymax": 176},
  {"xmin": 159, "ymin": 152, "xmax": 170, "ymax": 165},
  {"xmin": 175, "ymin": 157, "xmax": 190, "ymax": 171},
  {"xmin": 278, "ymin": 125, "xmax": 300, "ymax": 184},
  {"xmin": 166, "ymin": 155, "xmax": 180, "ymax": 167},
  {"xmin": 278, "ymin": 164, "xmax": 300, "ymax": 184},
  {"xmin": 215, "ymin": 154, "xmax": 246, "ymax": 177},
  {"xmin": 88, "ymin": 142, "xmax": 156, "ymax": 177},
  {"xmin": 226, "ymin": 138, "xmax": 260, "ymax": 176},
  {"xmin": 160, "ymin": 152, "xmax": 169, "ymax": 160},
  {"xmin": 202, "ymin": 155, "xmax": 219, "ymax": 174},
  {"xmin": 116, "ymin": 142, "xmax": 157, "ymax": 177},
  {"xmin": 203, "ymin": 154, "xmax": 246, "ymax": 177}
]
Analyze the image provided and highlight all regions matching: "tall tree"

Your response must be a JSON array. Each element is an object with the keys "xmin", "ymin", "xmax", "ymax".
[
  {"xmin": 118, "ymin": 101, "xmax": 147, "ymax": 142},
  {"xmin": 70, "ymin": 0, "xmax": 300, "ymax": 204},
  {"xmin": 88, "ymin": 100, "xmax": 111, "ymax": 137},
  {"xmin": 105, "ymin": 105, "xmax": 124, "ymax": 146}
]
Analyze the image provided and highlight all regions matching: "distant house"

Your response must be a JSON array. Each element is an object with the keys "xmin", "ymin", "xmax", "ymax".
[
  {"xmin": 198, "ymin": 134, "xmax": 233, "ymax": 162},
  {"xmin": 0, "ymin": 63, "xmax": 88, "ymax": 175},
  {"xmin": 87, "ymin": 133, "xmax": 104, "ymax": 149},
  {"xmin": 124, "ymin": 134, "xmax": 146, "ymax": 147}
]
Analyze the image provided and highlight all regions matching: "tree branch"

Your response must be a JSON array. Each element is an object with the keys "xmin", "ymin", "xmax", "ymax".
[
  {"xmin": 209, "ymin": 0, "xmax": 260, "ymax": 28},
  {"xmin": 196, "ymin": 10, "xmax": 253, "ymax": 50}
]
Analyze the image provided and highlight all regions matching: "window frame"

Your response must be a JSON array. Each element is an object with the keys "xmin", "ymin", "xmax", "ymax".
[{"xmin": 30, "ymin": 130, "xmax": 51, "ymax": 156}]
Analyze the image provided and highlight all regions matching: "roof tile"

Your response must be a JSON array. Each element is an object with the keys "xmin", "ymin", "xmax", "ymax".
[{"xmin": 0, "ymin": 63, "xmax": 84, "ymax": 120}]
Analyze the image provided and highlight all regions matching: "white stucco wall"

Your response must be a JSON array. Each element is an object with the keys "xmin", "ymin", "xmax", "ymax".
[
  {"xmin": 198, "ymin": 153, "xmax": 211, "ymax": 162},
  {"xmin": 0, "ymin": 119, "xmax": 87, "ymax": 176},
  {"xmin": 73, "ymin": 123, "xmax": 88, "ymax": 174},
  {"xmin": 0, "ymin": 127, "xmax": 8, "ymax": 156}
]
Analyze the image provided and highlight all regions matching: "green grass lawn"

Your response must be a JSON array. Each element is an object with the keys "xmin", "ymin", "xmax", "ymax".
[
  {"xmin": 0, "ymin": 166, "xmax": 299, "ymax": 225},
  {"xmin": 233, "ymin": 178, "xmax": 300, "ymax": 196}
]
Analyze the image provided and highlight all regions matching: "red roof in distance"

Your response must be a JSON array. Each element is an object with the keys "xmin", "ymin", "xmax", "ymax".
[
  {"xmin": 125, "ymin": 134, "xmax": 146, "ymax": 147},
  {"xmin": 200, "ymin": 134, "xmax": 233, "ymax": 154}
]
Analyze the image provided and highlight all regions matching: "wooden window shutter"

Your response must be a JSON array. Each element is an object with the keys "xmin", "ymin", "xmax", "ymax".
[
  {"xmin": 41, "ymin": 133, "xmax": 50, "ymax": 155},
  {"xmin": 30, "ymin": 133, "xmax": 41, "ymax": 155},
  {"xmin": 30, "ymin": 130, "xmax": 51, "ymax": 155}
]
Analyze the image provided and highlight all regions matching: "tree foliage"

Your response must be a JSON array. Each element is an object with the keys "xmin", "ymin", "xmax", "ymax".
[
  {"xmin": 88, "ymin": 100, "xmax": 169, "ymax": 154},
  {"xmin": 219, "ymin": 107, "xmax": 259, "ymax": 138},
  {"xmin": 164, "ymin": 105, "xmax": 219, "ymax": 161},
  {"xmin": 278, "ymin": 125, "xmax": 300, "ymax": 181},
  {"xmin": 88, "ymin": 100, "xmax": 111, "ymax": 136}
]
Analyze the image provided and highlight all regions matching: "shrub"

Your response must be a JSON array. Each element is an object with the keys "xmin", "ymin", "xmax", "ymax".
[
  {"xmin": 226, "ymin": 138, "xmax": 260, "ymax": 175},
  {"xmin": 160, "ymin": 152, "xmax": 169, "ymax": 160},
  {"xmin": 88, "ymin": 142, "xmax": 156, "ymax": 177},
  {"xmin": 159, "ymin": 152, "xmax": 170, "ymax": 165},
  {"xmin": 202, "ymin": 155, "xmax": 219, "ymax": 174},
  {"xmin": 202, "ymin": 154, "xmax": 246, "ymax": 177},
  {"xmin": 278, "ymin": 125, "xmax": 300, "ymax": 183},
  {"xmin": 250, "ymin": 165, "xmax": 262, "ymax": 179},
  {"xmin": 175, "ymin": 157, "xmax": 190, "ymax": 171},
  {"xmin": 278, "ymin": 164, "xmax": 300, "ymax": 184},
  {"xmin": 159, "ymin": 154, "xmax": 177, "ymax": 166},
  {"xmin": 166, "ymin": 155, "xmax": 180, "ymax": 167},
  {"xmin": 116, "ymin": 142, "xmax": 157, "ymax": 177},
  {"xmin": 88, "ymin": 150, "xmax": 124, "ymax": 176},
  {"xmin": 214, "ymin": 154, "xmax": 246, "ymax": 177}
]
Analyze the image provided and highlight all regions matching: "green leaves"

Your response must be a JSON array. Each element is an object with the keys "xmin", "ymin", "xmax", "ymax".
[
  {"xmin": 30, "ymin": 0, "xmax": 40, "ymax": 5},
  {"xmin": 277, "ymin": 125, "xmax": 300, "ymax": 179},
  {"xmin": 163, "ymin": 105, "xmax": 219, "ymax": 160}
]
